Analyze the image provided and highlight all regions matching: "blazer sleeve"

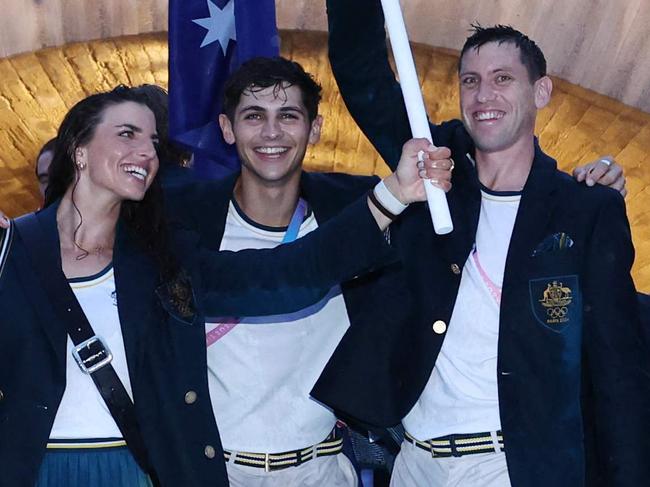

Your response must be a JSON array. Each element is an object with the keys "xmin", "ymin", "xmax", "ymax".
[
  {"xmin": 174, "ymin": 194, "xmax": 396, "ymax": 317},
  {"xmin": 581, "ymin": 191, "xmax": 650, "ymax": 484},
  {"xmin": 326, "ymin": 0, "xmax": 413, "ymax": 171}
]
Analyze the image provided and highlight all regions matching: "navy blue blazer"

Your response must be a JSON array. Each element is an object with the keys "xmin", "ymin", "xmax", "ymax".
[
  {"xmin": 638, "ymin": 293, "xmax": 650, "ymax": 349},
  {"xmin": 0, "ymin": 194, "xmax": 393, "ymax": 487},
  {"xmin": 318, "ymin": 1, "xmax": 650, "ymax": 485},
  {"xmin": 164, "ymin": 170, "xmax": 411, "ymax": 426}
]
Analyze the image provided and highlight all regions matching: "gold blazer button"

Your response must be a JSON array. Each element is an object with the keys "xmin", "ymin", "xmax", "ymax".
[{"xmin": 185, "ymin": 390, "xmax": 197, "ymax": 405}]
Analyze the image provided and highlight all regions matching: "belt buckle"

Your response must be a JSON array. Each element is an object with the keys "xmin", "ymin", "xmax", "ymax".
[
  {"xmin": 264, "ymin": 453, "xmax": 270, "ymax": 473},
  {"xmin": 71, "ymin": 335, "xmax": 113, "ymax": 374}
]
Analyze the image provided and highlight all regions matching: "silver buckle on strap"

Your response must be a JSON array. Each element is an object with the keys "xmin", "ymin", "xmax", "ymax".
[{"xmin": 72, "ymin": 335, "xmax": 113, "ymax": 374}]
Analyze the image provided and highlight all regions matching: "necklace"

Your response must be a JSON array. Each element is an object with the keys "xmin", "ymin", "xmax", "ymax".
[{"xmin": 74, "ymin": 242, "xmax": 113, "ymax": 260}]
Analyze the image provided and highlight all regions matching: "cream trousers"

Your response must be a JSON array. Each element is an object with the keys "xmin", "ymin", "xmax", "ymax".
[
  {"xmin": 226, "ymin": 452, "xmax": 358, "ymax": 487},
  {"xmin": 390, "ymin": 439, "xmax": 511, "ymax": 487}
]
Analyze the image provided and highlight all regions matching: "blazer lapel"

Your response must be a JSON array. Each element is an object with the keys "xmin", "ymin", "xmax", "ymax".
[
  {"xmin": 27, "ymin": 204, "xmax": 68, "ymax": 360},
  {"xmin": 502, "ymin": 144, "xmax": 560, "ymax": 288},
  {"xmin": 300, "ymin": 172, "xmax": 343, "ymax": 223},
  {"xmin": 437, "ymin": 152, "xmax": 482, "ymax": 268},
  {"xmin": 113, "ymin": 222, "xmax": 159, "ymax": 379},
  {"xmin": 195, "ymin": 172, "xmax": 239, "ymax": 246}
]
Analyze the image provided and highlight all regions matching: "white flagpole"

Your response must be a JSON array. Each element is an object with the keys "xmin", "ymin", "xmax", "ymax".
[{"xmin": 380, "ymin": 0, "xmax": 453, "ymax": 235}]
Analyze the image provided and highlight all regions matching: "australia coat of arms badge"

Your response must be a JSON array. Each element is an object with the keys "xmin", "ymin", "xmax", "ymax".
[{"xmin": 529, "ymin": 276, "xmax": 580, "ymax": 331}]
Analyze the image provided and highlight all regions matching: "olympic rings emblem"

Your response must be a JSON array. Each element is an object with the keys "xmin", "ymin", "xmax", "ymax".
[{"xmin": 547, "ymin": 307, "xmax": 568, "ymax": 319}]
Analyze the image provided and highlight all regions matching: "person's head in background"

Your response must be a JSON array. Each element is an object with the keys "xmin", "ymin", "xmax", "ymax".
[{"xmin": 35, "ymin": 137, "xmax": 57, "ymax": 198}]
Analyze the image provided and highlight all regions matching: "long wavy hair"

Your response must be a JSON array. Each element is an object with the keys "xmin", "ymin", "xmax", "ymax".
[{"xmin": 45, "ymin": 86, "xmax": 180, "ymax": 287}]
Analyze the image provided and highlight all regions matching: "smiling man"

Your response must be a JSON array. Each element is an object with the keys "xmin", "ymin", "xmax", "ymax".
[
  {"xmin": 164, "ymin": 56, "xmax": 453, "ymax": 487},
  {"xmin": 314, "ymin": 3, "xmax": 650, "ymax": 486},
  {"xmin": 209, "ymin": 61, "xmax": 360, "ymax": 487}
]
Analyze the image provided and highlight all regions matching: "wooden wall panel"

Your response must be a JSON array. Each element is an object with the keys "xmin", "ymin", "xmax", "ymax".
[
  {"xmin": 276, "ymin": 0, "xmax": 650, "ymax": 113},
  {"xmin": 2, "ymin": 0, "xmax": 650, "ymax": 111},
  {"xmin": 0, "ymin": 0, "xmax": 168, "ymax": 58},
  {"xmin": 0, "ymin": 33, "xmax": 169, "ymax": 218},
  {"xmin": 1, "ymin": 31, "xmax": 650, "ymax": 289}
]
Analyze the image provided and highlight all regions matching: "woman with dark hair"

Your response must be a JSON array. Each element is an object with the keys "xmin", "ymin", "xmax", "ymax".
[
  {"xmin": 0, "ymin": 85, "xmax": 435, "ymax": 486},
  {"xmin": 1, "ymin": 86, "xmax": 176, "ymax": 487}
]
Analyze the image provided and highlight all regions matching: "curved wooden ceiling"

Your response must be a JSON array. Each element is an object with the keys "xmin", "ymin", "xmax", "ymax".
[
  {"xmin": 2, "ymin": 0, "xmax": 649, "ymax": 112},
  {"xmin": 1, "ymin": 30, "xmax": 650, "ymax": 289}
]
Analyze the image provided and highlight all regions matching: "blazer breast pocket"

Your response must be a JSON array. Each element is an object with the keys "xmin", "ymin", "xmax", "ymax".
[{"xmin": 528, "ymin": 232, "xmax": 581, "ymax": 276}]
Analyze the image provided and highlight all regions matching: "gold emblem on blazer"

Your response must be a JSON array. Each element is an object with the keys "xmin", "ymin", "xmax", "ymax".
[{"xmin": 539, "ymin": 280, "xmax": 573, "ymax": 324}]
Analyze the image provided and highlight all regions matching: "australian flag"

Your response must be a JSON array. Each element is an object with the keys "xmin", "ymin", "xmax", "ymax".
[{"xmin": 169, "ymin": 0, "xmax": 280, "ymax": 177}]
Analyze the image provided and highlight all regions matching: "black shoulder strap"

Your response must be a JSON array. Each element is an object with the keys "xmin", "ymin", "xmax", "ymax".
[
  {"xmin": 0, "ymin": 223, "xmax": 12, "ymax": 279},
  {"xmin": 14, "ymin": 213, "xmax": 158, "ymax": 483}
]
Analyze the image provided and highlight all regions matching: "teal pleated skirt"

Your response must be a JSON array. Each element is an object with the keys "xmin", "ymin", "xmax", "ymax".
[{"xmin": 36, "ymin": 439, "xmax": 153, "ymax": 487}]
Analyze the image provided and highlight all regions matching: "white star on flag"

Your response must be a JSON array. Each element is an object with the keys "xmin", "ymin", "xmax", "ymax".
[{"xmin": 192, "ymin": 0, "xmax": 237, "ymax": 54}]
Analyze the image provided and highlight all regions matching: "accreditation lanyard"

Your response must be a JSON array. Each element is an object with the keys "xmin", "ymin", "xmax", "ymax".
[{"xmin": 205, "ymin": 198, "xmax": 308, "ymax": 347}]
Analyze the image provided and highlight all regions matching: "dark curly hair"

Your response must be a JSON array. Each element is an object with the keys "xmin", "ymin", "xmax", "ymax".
[
  {"xmin": 222, "ymin": 56, "xmax": 322, "ymax": 122},
  {"xmin": 44, "ymin": 85, "xmax": 180, "ymax": 287}
]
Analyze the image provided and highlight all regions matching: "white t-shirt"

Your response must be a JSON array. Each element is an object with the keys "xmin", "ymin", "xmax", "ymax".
[
  {"xmin": 49, "ymin": 266, "xmax": 133, "ymax": 440},
  {"xmin": 404, "ymin": 188, "xmax": 521, "ymax": 440},
  {"xmin": 206, "ymin": 201, "xmax": 352, "ymax": 452}
]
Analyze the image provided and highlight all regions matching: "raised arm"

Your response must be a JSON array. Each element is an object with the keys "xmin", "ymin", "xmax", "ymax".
[
  {"xmin": 326, "ymin": 0, "xmax": 629, "ymax": 194},
  {"xmin": 327, "ymin": 0, "xmax": 412, "ymax": 170}
]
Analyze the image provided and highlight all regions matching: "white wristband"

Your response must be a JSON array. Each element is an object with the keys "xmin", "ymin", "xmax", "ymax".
[{"xmin": 374, "ymin": 180, "xmax": 408, "ymax": 216}]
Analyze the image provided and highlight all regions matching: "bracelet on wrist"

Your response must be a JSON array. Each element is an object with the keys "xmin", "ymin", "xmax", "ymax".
[
  {"xmin": 373, "ymin": 179, "xmax": 408, "ymax": 215},
  {"xmin": 368, "ymin": 190, "xmax": 398, "ymax": 220}
]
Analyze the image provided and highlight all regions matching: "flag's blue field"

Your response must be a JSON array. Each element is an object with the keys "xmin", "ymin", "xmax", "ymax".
[{"xmin": 169, "ymin": 0, "xmax": 279, "ymax": 177}]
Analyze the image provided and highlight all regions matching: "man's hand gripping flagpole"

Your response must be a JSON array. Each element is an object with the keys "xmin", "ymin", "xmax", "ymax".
[{"xmin": 380, "ymin": 0, "xmax": 453, "ymax": 234}]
